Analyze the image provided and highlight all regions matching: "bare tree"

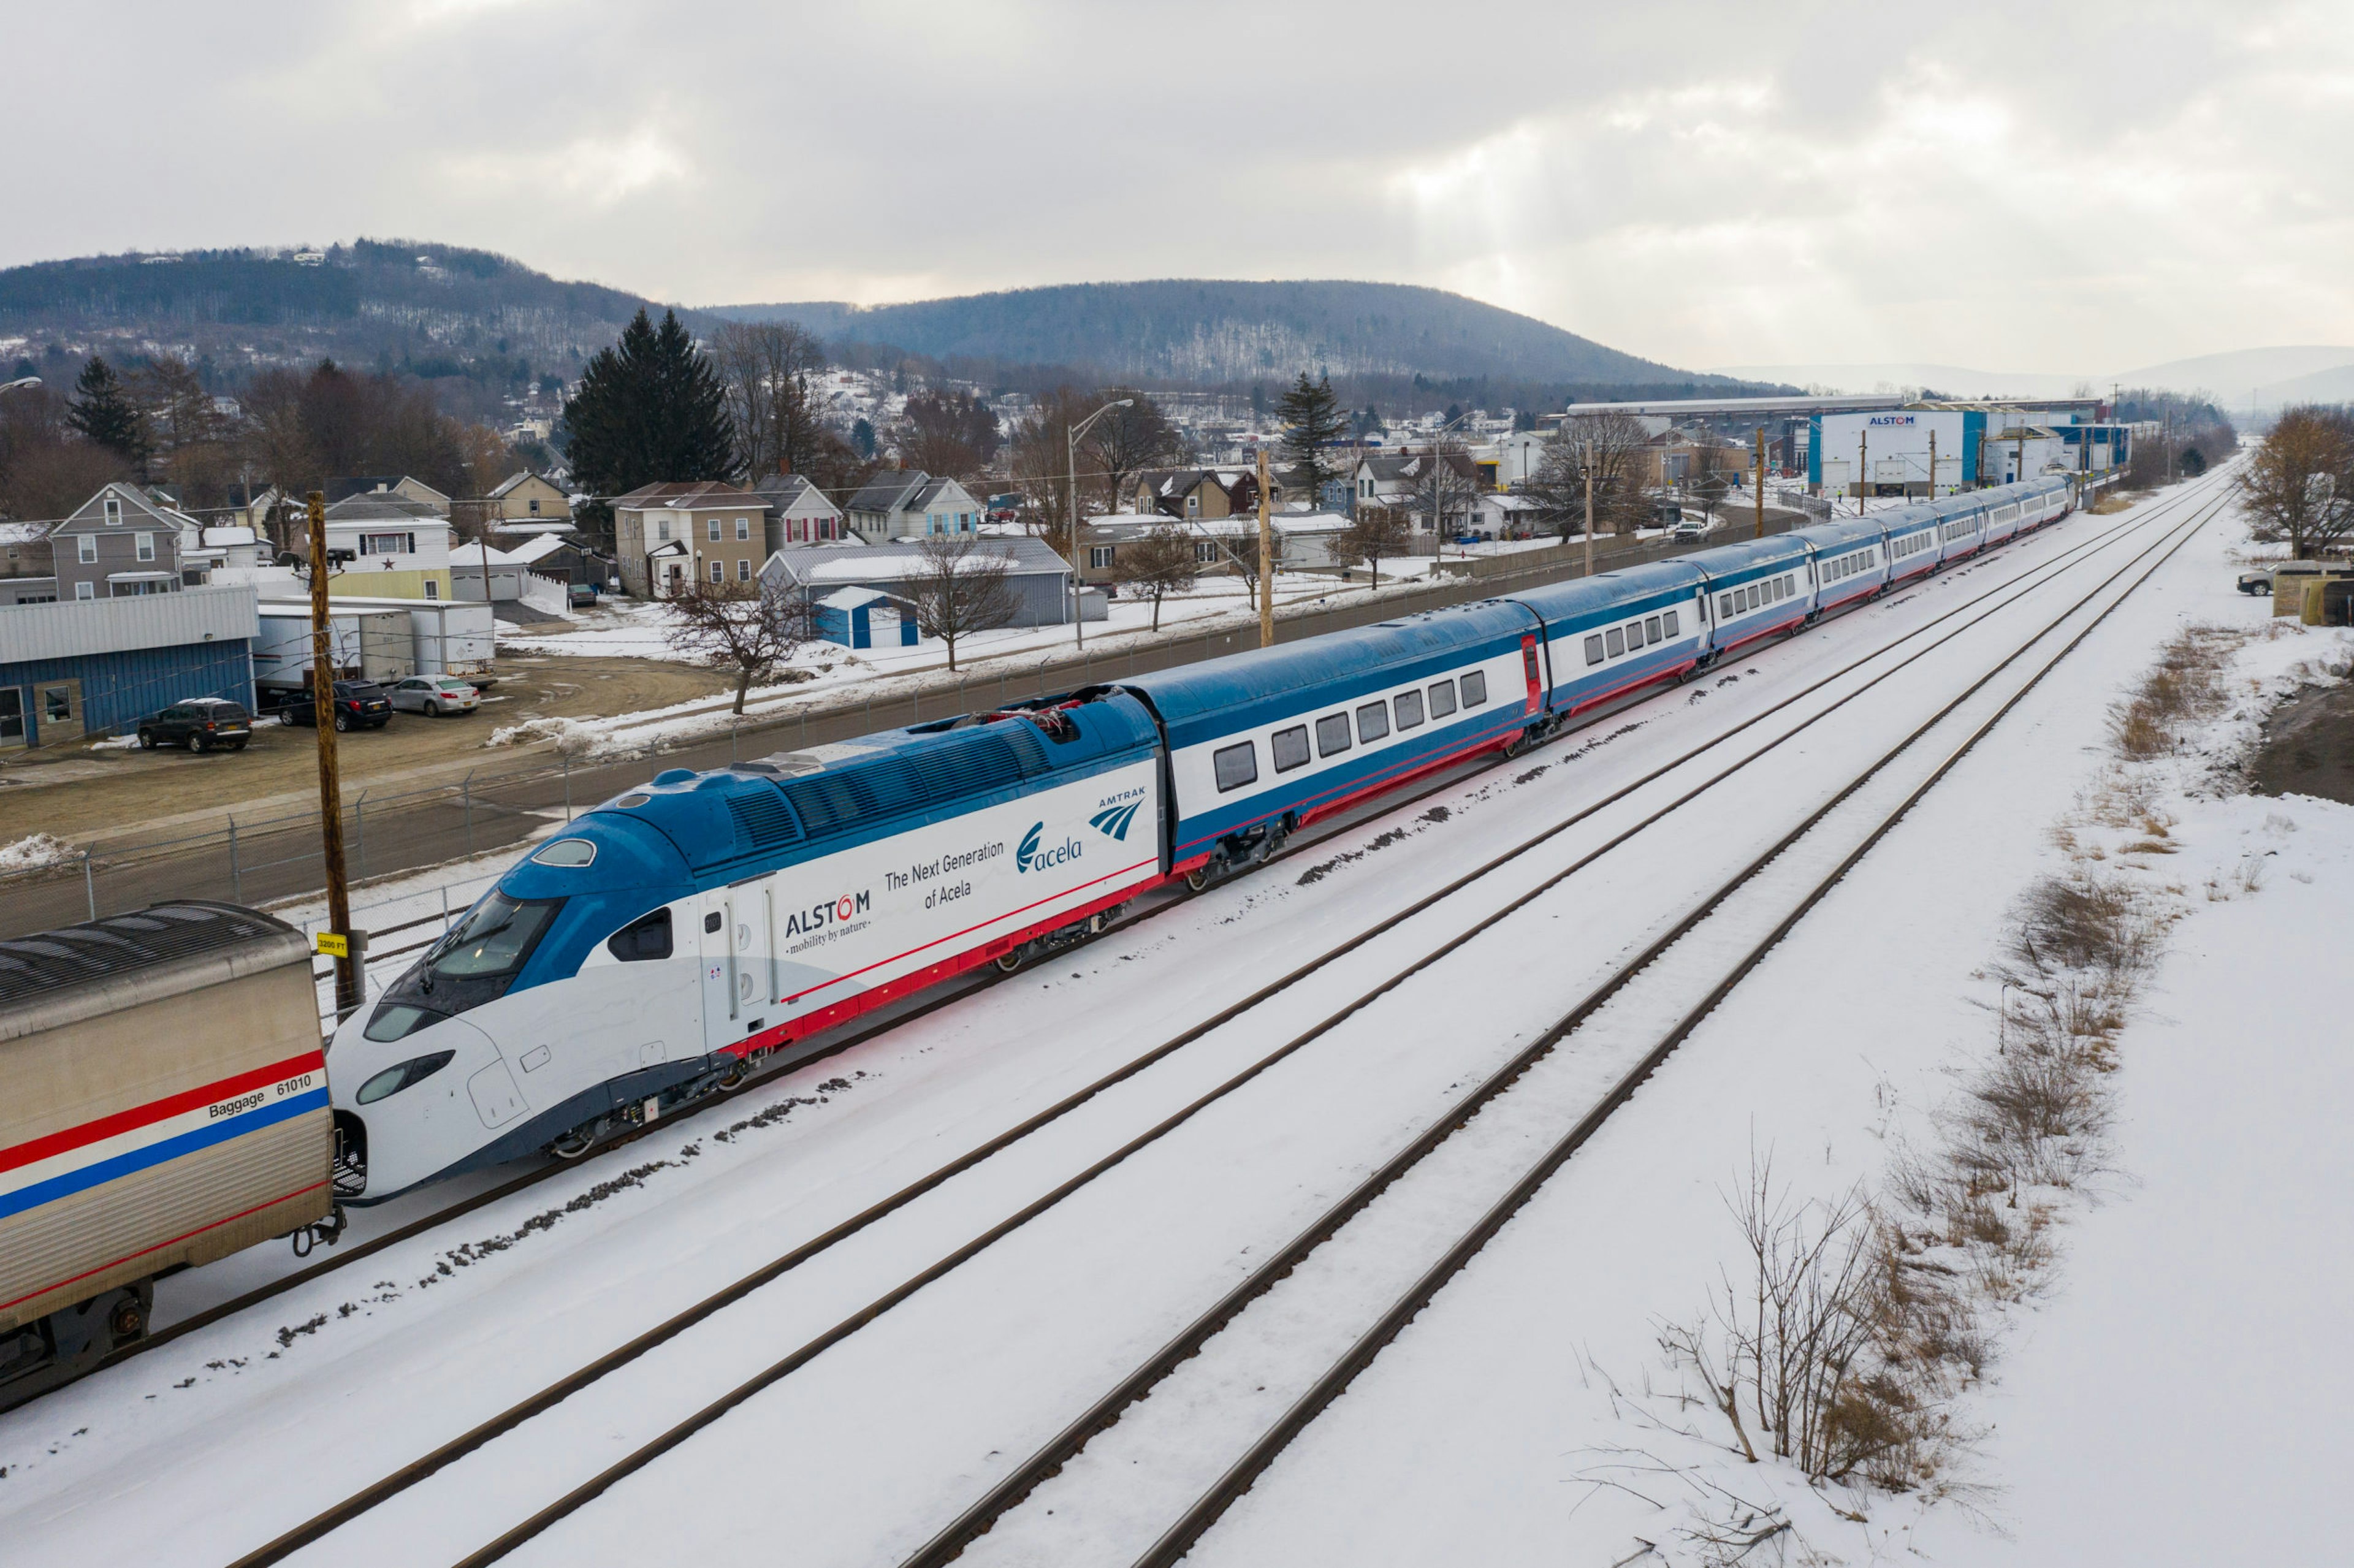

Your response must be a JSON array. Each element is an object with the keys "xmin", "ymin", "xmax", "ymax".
[
  {"xmin": 893, "ymin": 389, "xmax": 1000, "ymax": 481},
  {"xmin": 1542, "ymin": 410, "xmax": 1654, "ymax": 539},
  {"xmin": 711, "ymin": 320, "xmax": 830, "ymax": 481},
  {"xmin": 905, "ymin": 533, "xmax": 1017, "ymax": 670},
  {"xmin": 1113, "ymin": 522, "xmax": 1199, "ymax": 631},
  {"xmin": 1010, "ymin": 386, "xmax": 1089, "ymax": 556},
  {"xmin": 1213, "ymin": 518, "xmax": 1289, "ymax": 601},
  {"xmin": 1085, "ymin": 389, "xmax": 1186, "ymax": 512},
  {"xmin": 1407, "ymin": 440, "xmax": 1480, "ymax": 539},
  {"xmin": 2239, "ymin": 405, "xmax": 2354, "ymax": 558},
  {"xmin": 665, "ymin": 576, "xmax": 812, "ymax": 714},
  {"xmin": 1336, "ymin": 506, "xmax": 1413, "ymax": 588}
]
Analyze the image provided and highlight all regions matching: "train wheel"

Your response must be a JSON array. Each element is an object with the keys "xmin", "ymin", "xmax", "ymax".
[
  {"xmin": 994, "ymin": 947, "xmax": 1026, "ymax": 973},
  {"xmin": 1185, "ymin": 867, "xmax": 1213, "ymax": 892},
  {"xmin": 549, "ymin": 1124, "xmax": 598, "ymax": 1159},
  {"xmin": 107, "ymin": 1293, "xmax": 148, "ymax": 1345}
]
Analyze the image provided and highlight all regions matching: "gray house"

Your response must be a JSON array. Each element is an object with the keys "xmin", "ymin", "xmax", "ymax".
[
  {"xmin": 843, "ymin": 471, "xmax": 985, "ymax": 544},
  {"xmin": 762, "ymin": 536, "xmax": 1076, "ymax": 627},
  {"xmin": 51, "ymin": 484, "xmax": 202, "ymax": 601}
]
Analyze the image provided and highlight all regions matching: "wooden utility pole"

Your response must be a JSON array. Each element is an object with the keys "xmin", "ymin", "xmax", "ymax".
[
  {"xmin": 307, "ymin": 491, "xmax": 357, "ymax": 1015},
  {"xmin": 1582, "ymin": 440, "xmax": 1595, "ymax": 577},
  {"xmin": 1857, "ymin": 430, "xmax": 1868, "ymax": 516},
  {"xmin": 1255, "ymin": 446, "xmax": 1274, "ymax": 648},
  {"xmin": 1927, "ymin": 428, "xmax": 1938, "ymax": 500},
  {"xmin": 1752, "ymin": 426, "xmax": 1766, "ymax": 539}
]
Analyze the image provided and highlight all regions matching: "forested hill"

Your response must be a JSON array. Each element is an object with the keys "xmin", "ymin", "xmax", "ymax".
[
  {"xmin": 706, "ymin": 279, "xmax": 1737, "ymax": 390},
  {"xmin": 0, "ymin": 241, "xmax": 658, "ymax": 386}
]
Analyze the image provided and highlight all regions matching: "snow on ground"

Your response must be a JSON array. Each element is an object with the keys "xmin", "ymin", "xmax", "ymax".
[
  {"xmin": 0, "ymin": 831, "xmax": 77, "ymax": 872},
  {"xmin": 0, "ymin": 482, "xmax": 2263, "ymax": 1567},
  {"xmin": 1184, "ymin": 479, "xmax": 2352, "ymax": 1567}
]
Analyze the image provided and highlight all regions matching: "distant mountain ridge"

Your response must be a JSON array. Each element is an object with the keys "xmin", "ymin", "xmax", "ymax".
[{"xmin": 704, "ymin": 280, "xmax": 1743, "ymax": 390}]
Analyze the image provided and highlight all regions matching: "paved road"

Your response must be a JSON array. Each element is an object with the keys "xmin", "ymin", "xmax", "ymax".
[{"xmin": 3, "ymin": 519, "xmax": 1811, "ymax": 938}]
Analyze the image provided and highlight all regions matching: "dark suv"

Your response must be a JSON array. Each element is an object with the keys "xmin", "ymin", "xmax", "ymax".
[
  {"xmin": 286, "ymin": 680, "xmax": 393, "ymax": 733},
  {"xmin": 138, "ymin": 698, "xmax": 253, "ymax": 753}
]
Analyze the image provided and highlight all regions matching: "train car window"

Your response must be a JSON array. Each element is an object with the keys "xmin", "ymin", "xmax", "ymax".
[
  {"xmin": 1460, "ymin": 671, "xmax": 1488, "ymax": 707},
  {"xmin": 1271, "ymin": 725, "xmax": 1311, "ymax": 772},
  {"xmin": 1394, "ymin": 689, "xmax": 1425, "ymax": 731},
  {"xmin": 1621, "ymin": 621, "xmax": 1640, "ymax": 649},
  {"xmin": 1583, "ymin": 633, "xmax": 1604, "ymax": 665},
  {"xmin": 531, "ymin": 838, "xmax": 596, "ymax": 867},
  {"xmin": 1746, "ymin": 585, "xmax": 1761, "ymax": 610},
  {"xmin": 1428, "ymin": 680, "xmax": 1457, "ymax": 718},
  {"xmin": 1645, "ymin": 615, "xmax": 1662, "ymax": 644},
  {"xmin": 609, "ymin": 908, "xmax": 672, "ymax": 962},
  {"xmin": 1213, "ymin": 741, "xmax": 1259, "ymax": 792},
  {"xmin": 704, "ymin": 910, "xmax": 723, "ymax": 933},
  {"xmin": 1663, "ymin": 609, "xmax": 1680, "ymax": 637},
  {"xmin": 1604, "ymin": 626, "xmax": 1625, "ymax": 658},
  {"xmin": 1718, "ymin": 593, "xmax": 1735, "ymax": 618},
  {"xmin": 1355, "ymin": 701, "xmax": 1389, "ymax": 742},
  {"xmin": 1316, "ymin": 712, "xmax": 1352, "ymax": 756}
]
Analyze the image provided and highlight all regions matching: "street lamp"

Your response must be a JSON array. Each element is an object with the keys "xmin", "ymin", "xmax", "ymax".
[{"xmin": 1065, "ymin": 398, "xmax": 1132, "ymax": 649}]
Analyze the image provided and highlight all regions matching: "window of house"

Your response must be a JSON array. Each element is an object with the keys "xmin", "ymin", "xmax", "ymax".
[
  {"xmin": 657, "ymin": 519, "xmax": 671, "ymax": 542},
  {"xmin": 1213, "ymin": 740, "xmax": 1258, "ymax": 792},
  {"xmin": 78, "ymin": 535, "xmax": 97, "ymax": 564},
  {"xmin": 1394, "ymin": 689, "xmax": 1425, "ymax": 730},
  {"xmin": 1271, "ymin": 725, "xmax": 1311, "ymax": 772},
  {"xmin": 425, "ymin": 580, "xmax": 438, "ymax": 599},
  {"xmin": 1187, "ymin": 495, "xmax": 1201, "ymax": 517},
  {"xmin": 737, "ymin": 559, "xmax": 752, "ymax": 581},
  {"xmin": 1355, "ymin": 701, "xmax": 1389, "ymax": 743},
  {"xmin": 1196, "ymin": 542, "xmax": 1219, "ymax": 563},
  {"xmin": 135, "ymin": 533, "xmax": 154, "ymax": 561},
  {"xmin": 710, "ymin": 559, "xmax": 725, "ymax": 583},
  {"xmin": 1428, "ymin": 680, "xmax": 1457, "ymax": 718},
  {"xmin": 1091, "ymin": 546, "xmax": 1114, "ymax": 569},
  {"xmin": 736, "ymin": 517, "xmax": 750, "ymax": 541},
  {"xmin": 1583, "ymin": 633, "xmax": 1605, "ymax": 665},
  {"xmin": 75, "ymin": 581, "xmax": 94, "ymax": 600},
  {"xmin": 528, "ymin": 498, "xmax": 541, "ymax": 516},
  {"xmin": 1315, "ymin": 712, "xmax": 1352, "ymax": 757},
  {"xmin": 104, "ymin": 497, "xmax": 121, "ymax": 525},
  {"xmin": 1460, "ymin": 671, "xmax": 1487, "ymax": 707}
]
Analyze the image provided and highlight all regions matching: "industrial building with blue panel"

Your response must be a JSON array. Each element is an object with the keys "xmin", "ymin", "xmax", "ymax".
[{"xmin": 0, "ymin": 585, "xmax": 259, "ymax": 750}]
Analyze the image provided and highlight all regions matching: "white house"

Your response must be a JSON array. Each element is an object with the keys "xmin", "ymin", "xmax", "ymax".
[
  {"xmin": 753, "ymin": 473, "xmax": 848, "ymax": 547},
  {"xmin": 843, "ymin": 471, "xmax": 986, "ymax": 543},
  {"xmin": 311, "ymin": 494, "xmax": 455, "ymax": 600}
]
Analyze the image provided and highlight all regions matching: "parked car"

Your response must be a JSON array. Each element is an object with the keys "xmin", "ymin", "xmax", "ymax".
[
  {"xmin": 568, "ymin": 580, "xmax": 600, "ymax": 608},
  {"xmin": 389, "ymin": 676, "xmax": 480, "ymax": 716},
  {"xmin": 1671, "ymin": 519, "xmax": 1710, "ymax": 542},
  {"xmin": 137, "ymin": 698, "xmax": 253, "ymax": 753},
  {"xmin": 284, "ymin": 680, "xmax": 394, "ymax": 732}
]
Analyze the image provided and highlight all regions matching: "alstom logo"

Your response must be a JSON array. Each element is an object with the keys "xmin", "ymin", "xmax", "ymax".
[
  {"xmin": 782, "ymin": 891, "xmax": 870, "ymax": 937},
  {"xmin": 1016, "ymin": 822, "xmax": 1083, "ymax": 874},
  {"xmin": 1090, "ymin": 801, "xmax": 1143, "ymax": 841}
]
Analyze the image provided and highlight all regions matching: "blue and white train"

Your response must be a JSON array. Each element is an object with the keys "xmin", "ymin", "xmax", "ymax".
[{"xmin": 328, "ymin": 476, "xmax": 2076, "ymax": 1200}]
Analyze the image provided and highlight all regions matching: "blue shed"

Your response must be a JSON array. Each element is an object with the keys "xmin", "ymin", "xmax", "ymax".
[
  {"xmin": 0, "ymin": 585, "xmax": 259, "ymax": 750},
  {"xmin": 814, "ymin": 587, "xmax": 918, "ymax": 650}
]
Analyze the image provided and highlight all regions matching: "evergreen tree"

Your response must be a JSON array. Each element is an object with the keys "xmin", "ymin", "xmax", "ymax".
[
  {"xmin": 560, "ymin": 309, "xmax": 736, "ymax": 542},
  {"xmin": 1278, "ymin": 371, "xmax": 1347, "ymax": 505},
  {"xmin": 67, "ymin": 356, "xmax": 147, "ymax": 470}
]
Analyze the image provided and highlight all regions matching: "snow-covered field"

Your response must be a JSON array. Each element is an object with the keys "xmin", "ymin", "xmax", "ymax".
[{"xmin": 3, "ymin": 473, "xmax": 2325, "ymax": 1568}]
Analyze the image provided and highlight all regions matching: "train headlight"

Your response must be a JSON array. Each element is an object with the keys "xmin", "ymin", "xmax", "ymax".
[{"xmin": 355, "ymin": 1049, "xmax": 457, "ymax": 1104}]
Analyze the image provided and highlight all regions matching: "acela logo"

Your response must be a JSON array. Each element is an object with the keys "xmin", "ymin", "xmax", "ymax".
[
  {"xmin": 1016, "ymin": 821, "xmax": 1083, "ymax": 873},
  {"xmin": 1090, "ymin": 800, "xmax": 1142, "ymax": 841}
]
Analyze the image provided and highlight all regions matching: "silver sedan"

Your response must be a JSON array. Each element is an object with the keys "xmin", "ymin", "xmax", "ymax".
[{"xmin": 388, "ymin": 676, "xmax": 481, "ymax": 716}]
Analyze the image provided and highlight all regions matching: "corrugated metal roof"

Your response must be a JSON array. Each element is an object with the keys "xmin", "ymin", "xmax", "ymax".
[
  {"xmin": 0, "ymin": 584, "xmax": 258, "ymax": 665},
  {"xmin": 0, "ymin": 901, "xmax": 298, "ymax": 1010}
]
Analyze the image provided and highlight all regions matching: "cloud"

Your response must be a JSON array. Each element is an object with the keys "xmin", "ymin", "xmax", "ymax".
[{"xmin": 6, "ymin": 1, "xmax": 2354, "ymax": 372}]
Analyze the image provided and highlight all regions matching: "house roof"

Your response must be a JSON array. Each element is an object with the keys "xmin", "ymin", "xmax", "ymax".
[
  {"xmin": 486, "ymin": 471, "xmax": 560, "ymax": 500},
  {"xmin": 324, "ymin": 494, "xmax": 445, "ymax": 523},
  {"xmin": 816, "ymin": 586, "xmax": 907, "ymax": 611},
  {"xmin": 58, "ymin": 481, "xmax": 194, "ymax": 532},
  {"xmin": 752, "ymin": 473, "xmax": 843, "ymax": 514},
  {"xmin": 612, "ymin": 480, "xmax": 771, "ymax": 511},
  {"xmin": 846, "ymin": 471, "xmax": 931, "ymax": 516},
  {"xmin": 200, "ymin": 525, "xmax": 257, "ymax": 547},
  {"xmin": 765, "ymin": 535, "xmax": 1070, "ymax": 587},
  {"xmin": 503, "ymin": 534, "xmax": 569, "ymax": 565}
]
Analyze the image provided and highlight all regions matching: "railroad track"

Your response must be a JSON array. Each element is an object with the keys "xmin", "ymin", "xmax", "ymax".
[
  {"xmin": 905, "ymin": 479, "xmax": 2234, "ymax": 1568},
  {"xmin": 63, "ymin": 480, "xmax": 2197, "ymax": 1410},
  {"xmin": 159, "ymin": 484, "xmax": 2228, "ymax": 1568}
]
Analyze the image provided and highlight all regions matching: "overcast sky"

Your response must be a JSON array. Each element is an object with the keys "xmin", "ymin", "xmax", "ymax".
[{"xmin": 10, "ymin": 2, "xmax": 2352, "ymax": 376}]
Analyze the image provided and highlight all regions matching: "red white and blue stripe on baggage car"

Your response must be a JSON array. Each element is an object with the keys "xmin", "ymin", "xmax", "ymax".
[{"xmin": 0, "ymin": 1052, "xmax": 328, "ymax": 1228}]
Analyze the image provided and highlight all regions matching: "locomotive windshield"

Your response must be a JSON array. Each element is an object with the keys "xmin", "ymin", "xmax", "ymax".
[{"xmin": 359, "ymin": 892, "xmax": 564, "ymax": 1043}]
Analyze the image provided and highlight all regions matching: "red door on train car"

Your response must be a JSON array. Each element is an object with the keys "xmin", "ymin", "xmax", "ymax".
[{"xmin": 1520, "ymin": 634, "xmax": 1542, "ymax": 712}]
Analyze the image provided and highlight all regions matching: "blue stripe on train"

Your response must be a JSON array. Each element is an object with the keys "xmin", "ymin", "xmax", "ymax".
[{"xmin": 0, "ymin": 1089, "xmax": 329, "ymax": 1222}]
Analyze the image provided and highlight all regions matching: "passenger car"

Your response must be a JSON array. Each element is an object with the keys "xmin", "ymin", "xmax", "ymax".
[
  {"xmin": 137, "ymin": 697, "xmax": 253, "ymax": 752},
  {"xmin": 389, "ymin": 676, "xmax": 480, "ymax": 715},
  {"xmin": 284, "ymin": 680, "xmax": 393, "ymax": 732}
]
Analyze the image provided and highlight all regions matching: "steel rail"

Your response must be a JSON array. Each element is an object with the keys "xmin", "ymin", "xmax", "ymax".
[
  {"xmin": 379, "ymin": 493, "xmax": 2210, "ymax": 1568},
  {"xmin": 1120, "ymin": 486, "xmax": 2229, "ymax": 1568}
]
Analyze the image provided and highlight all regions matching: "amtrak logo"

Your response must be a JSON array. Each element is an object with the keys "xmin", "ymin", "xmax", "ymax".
[
  {"xmin": 1016, "ymin": 821, "xmax": 1083, "ymax": 874},
  {"xmin": 1090, "ymin": 800, "xmax": 1143, "ymax": 841}
]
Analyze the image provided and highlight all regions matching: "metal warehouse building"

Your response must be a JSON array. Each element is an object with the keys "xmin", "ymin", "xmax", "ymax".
[
  {"xmin": 0, "ymin": 585, "xmax": 259, "ymax": 750},
  {"xmin": 1810, "ymin": 409, "xmax": 1989, "ymax": 497}
]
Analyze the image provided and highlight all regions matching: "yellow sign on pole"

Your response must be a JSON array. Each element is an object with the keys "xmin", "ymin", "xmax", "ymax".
[{"xmin": 314, "ymin": 932, "xmax": 349, "ymax": 959}]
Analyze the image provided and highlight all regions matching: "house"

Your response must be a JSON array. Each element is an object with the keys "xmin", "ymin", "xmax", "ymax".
[
  {"xmin": 49, "ymin": 483, "xmax": 203, "ymax": 601},
  {"xmin": 763, "ymin": 536, "xmax": 1075, "ymax": 626},
  {"xmin": 327, "ymin": 475, "xmax": 452, "ymax": 516},
  {"xmin": 843, "ymin": 471, "xmax": 985, "ymax": 544},
  {"xmin": 305, "ymin": 494, "xmax": 456, "ymax": 600},
  {"xmin": 1125, "ymin": 468, "xmax": 1260, "ymax": 522},
  {"xmin": 1349, "ymin": 451, "xmax": 1484, "ymax": 538},
  {"xmin": 612, "ymin": 481, "xmax": 773, "ymax": 597},
  {"xmin": 2, "ymin": 521, "xmax": 53, "ymax": 584},
  {"xmin": 478, "ymin": 471, "xmax": 571, "ymax": 526},
  {"xmin": 813, "ymin": 587, "xmax": 918, "ymax": 649},
  {"xmin": 0, "ymin": 585, "xmax": 259, "ymax": 749},
  {"xmin": 753, "ymin": 473, "xmax": 848, "ymax": 548}
]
